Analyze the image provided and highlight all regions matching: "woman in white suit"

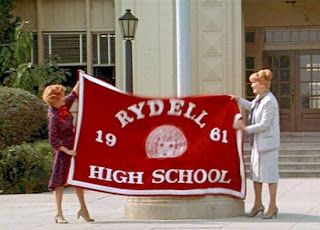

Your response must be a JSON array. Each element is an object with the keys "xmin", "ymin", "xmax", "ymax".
[{"xmin": 233, "ymin": 69, "xmax": 280, "ymax": 219}]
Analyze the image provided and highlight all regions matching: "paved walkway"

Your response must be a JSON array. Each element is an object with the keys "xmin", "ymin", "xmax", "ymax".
[{"xmin": 1, "ymin": 178, "xmax": 320, "ymax": 230}]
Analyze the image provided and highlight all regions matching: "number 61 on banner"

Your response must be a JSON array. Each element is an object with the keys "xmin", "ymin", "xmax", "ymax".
[{"xmin": 210, "ymin": 127, "xmax": 228, "ymax": 144}]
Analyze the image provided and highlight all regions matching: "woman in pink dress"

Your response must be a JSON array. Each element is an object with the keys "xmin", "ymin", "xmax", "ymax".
[{"xmin": 42, "ymin": 82, "xmax": 94, "ymax": 224}]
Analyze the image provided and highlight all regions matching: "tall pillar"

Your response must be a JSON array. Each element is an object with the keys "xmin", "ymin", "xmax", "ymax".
[
  {"xmin": 117, "ymin": 0, "xmax": 244, "ymax": 219},
  {"xmin": 85, "ymin": 0, "xmax": 93, "ymax": 75},
  {"xmin": 176, "ymin": 0, "xmax": 192, "ymax": 96}
]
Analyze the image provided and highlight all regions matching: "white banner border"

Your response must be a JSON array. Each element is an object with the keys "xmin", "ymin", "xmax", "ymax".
[{"xmin": 67, "ymin": 72, "xmax": 246, "ymax": 199}]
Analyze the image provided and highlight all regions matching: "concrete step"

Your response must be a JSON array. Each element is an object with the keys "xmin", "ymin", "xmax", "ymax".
[
  {"xmin": 242, "ymin": 132, "xmax": 320, "ymax": 177},
  {"xmin": 243, "ymin": 132, "xmax": 320, "ymax": 143},
  {"xmin": 245, "ymin": 170, "xmax": 320, "ymax": 178},
  {"xmin": 244, "ymin": 155, "xmax": 320, "ymax": 162},
  {"xmin": 243, "ymin": 143, "xmax": 320, "ymax": 156},
  {"xmin": 245, "ymin": 162, "xmax": 320, "ymax": 170},
  {"xmin": 280, "ymin": 132, "xmax": 320, "ymax": 143},
  {"xmin": 244, "ymin": 142, "xmax": 320, "ymax": 151},
  {"xmin": 244, "ymin": 150, "xmax": 320, "ymax": 156}
]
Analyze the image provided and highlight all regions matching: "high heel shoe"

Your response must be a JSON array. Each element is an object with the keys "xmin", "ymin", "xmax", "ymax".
[
  {"xmin": 55, "ymin": 215, "xmax": 68, "ymax": 224},
  {"xmin": 246, "ymin": 205, "xmax": 265, "ymax": 217},
  {"xmin": 77, "ymin": 209, "xmax": 94, "ymax": 222},
  {"xmin": 262, "ymin": 207, "xmax": 279, "ymax": 219}
]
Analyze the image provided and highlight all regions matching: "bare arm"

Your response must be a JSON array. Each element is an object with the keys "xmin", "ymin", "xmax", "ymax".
[
  {"xmin": 59, "ymin": 146, "xmax": 77, "ymax": 156},
  {"xmin": 73, "ymin": 81, "xmax": 79, "ymax": 96}
]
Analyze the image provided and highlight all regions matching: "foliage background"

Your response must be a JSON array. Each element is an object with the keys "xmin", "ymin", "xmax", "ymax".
[{"xmin": 0, "ymin": 0, "xmax": 72, "ymax": 194}]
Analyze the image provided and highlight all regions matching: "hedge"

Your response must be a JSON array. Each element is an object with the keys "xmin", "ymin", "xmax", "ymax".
[
  {"xmin": 0, "ymin": 140, "xmax": 52, "ymax": 194},
  {"xmin": 0, "ymin": 86, "xmax": 48, "ymax": 150}
]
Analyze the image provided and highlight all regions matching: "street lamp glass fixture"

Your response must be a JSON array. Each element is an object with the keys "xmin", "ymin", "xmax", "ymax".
[{"xmin": 119, "ymin": 9, "xmax": 139, "ymax": 40}]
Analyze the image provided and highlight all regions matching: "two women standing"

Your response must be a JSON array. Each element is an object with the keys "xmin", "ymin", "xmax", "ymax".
[
  {"xmin": 233, "ymin": 69, "xmax": 280, "ymax": 219},
  {"xmin": 41, "ymin": 68, "xmax": 279, "ymax": 222}
]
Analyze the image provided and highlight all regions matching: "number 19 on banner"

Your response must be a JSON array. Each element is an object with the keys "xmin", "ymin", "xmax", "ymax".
[{"xmin": 95, "ymin": 130, "xmax": 117, "ymax": 147}]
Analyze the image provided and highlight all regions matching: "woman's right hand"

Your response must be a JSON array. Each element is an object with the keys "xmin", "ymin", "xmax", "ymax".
[
  {"xmin": 230, "ymin": 95, "xmax": 239, "ymax": 102},
  {"xmin": 66, "ymin": 149, "xmax": 77, "ymax": 156},
  {"xmin": 59, "ymin": 146, "xmax": 77, "ymax": 156}
]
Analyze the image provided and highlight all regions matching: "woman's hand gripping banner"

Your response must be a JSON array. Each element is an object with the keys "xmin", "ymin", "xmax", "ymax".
[{"xmin": 67, "ymin": 72, "xmax": 246, "ymax": 199}]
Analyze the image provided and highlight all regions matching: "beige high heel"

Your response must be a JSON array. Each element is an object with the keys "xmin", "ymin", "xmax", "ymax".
[
  {"xmin": 262, "ymin": 207, "xmax": 279, "ymax": 219},
  {"xmin": 55, "ymin": 215, "xmax": 68, "ymax": 224},
  {"xmin": 77, "ymin": 209, "xmax": 94, "ymax": 222},
  {"xmin": 246, "ymin": 205, "xmax": 265, "ymax": 217}
]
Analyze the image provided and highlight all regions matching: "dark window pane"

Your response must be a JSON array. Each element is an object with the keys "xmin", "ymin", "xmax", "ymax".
[
  {"xmin": 279, "ymin": 97, "xmax": 290, "ymax": 109},
  {"xmin": 271, "ymin": 83, "xmax": 279, "ymax": 96},
  {"xmin": 110, "ymin": 36, "xmax": 115, "ymax": 64},
  {"xmin": 32, "ymin": 34, "xmax": 38, "ymax": 65},
  {"xmin": 274, "ymin": 56, "xmax": 280, "ymax": 68},
  {"xmin": 301, "ymin": 95, "xmax": 310, "ymax": 108},
  {"xmin": 280, "ymin": 69, "xmax": 290, "ymax": 81},
  {"xmin": 246, "ymin": 57, "xmax": 254, "ymax": 69},
  {"xmin": 268, "ymin": 57, "xmax": 273, "ymax": 67},
  {"xmin": 92, "ymin": 34, "xmax": 98, "ymax": 64},
  {"xmin": 245, "ymin": 32, "xmax": 255, "ymax": 43},
  {"xmin": 82, "ymin": 35, "xmax": 87, "ymax": 63},
  {"xmin": 93, "ymin": 66, "xmax": 115, "ymax": 85},
  {"xmin": 273, "ymin": 70, "xmax": 280, "ymax": 82},
  {"xmin": 100, "ymin": 35, "xmax": 108, "ymax": 64},
  {"xmin": 280, "ymin": 56, "xmax": 290, "ymax": 68},
  {"xmin": 280, "ymin": 83, "xmax": 290, "ymax": 96}
]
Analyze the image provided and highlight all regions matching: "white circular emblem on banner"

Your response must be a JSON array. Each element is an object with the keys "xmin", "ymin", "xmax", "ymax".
[{"xmin": 145, "ymin": 125, "xmax": 187, "ymax": 159}]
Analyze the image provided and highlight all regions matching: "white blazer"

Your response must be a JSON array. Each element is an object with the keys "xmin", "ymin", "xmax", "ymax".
[{"xmin": 238, "ymin": 92, "xmax": 280, "ymax": 153}]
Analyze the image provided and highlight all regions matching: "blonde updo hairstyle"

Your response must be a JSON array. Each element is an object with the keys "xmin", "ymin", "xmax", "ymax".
[
  {"xmin": 42, "ymin": 84, "xmax": 66, "ymax": 106},
  {"xmin": 249, "ymin": 69, "xmax": 273, "ymax": 90}
]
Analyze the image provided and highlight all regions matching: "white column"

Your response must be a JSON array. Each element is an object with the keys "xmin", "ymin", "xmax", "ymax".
[
  {"xmin": 85, "ymin": 0, "xmax": 93, "ymax": 75},
  {"xmin": 176, "ymin": 0, "xmax": 192, "ymax": 96}
]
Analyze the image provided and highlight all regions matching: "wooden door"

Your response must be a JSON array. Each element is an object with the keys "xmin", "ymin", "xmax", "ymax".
[
  {"xmin": 264, "ymin": 51, "xmax": 295, "ymax": 131},
  {"xmin": 296, "ymin": 51, "xmax": 320, "ymax": 131},
  {"xmin": 264, "ymin": 51, "xmax": 320, "ymax": 131}
]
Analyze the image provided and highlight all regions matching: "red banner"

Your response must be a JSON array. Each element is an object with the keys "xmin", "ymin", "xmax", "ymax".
[{"xmin": 67, "ymin": 72, "xmax": 246, "ymax": 198}]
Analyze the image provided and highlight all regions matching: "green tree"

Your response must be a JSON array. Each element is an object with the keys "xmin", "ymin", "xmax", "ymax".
[
  {"xmin": 0, "ymin": 0, "xmax": 19, "ymax": 83},
  {"xmin": 1, "ymin": 20, "xmax": 70, "ymax": 96},
  {"xmin": 0, "ymin": 1, "xmax": 69, "ymax": 96}
]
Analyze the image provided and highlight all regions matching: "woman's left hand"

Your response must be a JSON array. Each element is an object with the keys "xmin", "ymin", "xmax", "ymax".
[{"xmin": 233, "ymin": 119, "xmax": 246, "ymax": 130}]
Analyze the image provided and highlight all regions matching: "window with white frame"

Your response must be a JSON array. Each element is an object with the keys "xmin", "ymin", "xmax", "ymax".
[
  {"xmin": 41, "ymin": 32, "xmax": 116, "ymax": 85},
  {"xmin": 265, "ymin": 29, "xmax": 320, "ymax": 43},
  {"xmin": 43, "ymin": 33, "xmax": 87, "ymax": 66},
  {"xmin": 42, "ymin": 32, "xmax": 115, "ymax": 67},
  {"xmin": 92, "ymin": 33, "xmax": 115, "ymax": 66}
]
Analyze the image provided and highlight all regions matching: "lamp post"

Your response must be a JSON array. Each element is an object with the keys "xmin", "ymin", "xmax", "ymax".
[{"xmin": 119, "ymin": 9, "xmax": 139, "ymax": 93}]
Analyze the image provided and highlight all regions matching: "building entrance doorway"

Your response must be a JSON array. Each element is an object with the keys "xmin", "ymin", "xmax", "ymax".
[{"xmin": 264, "ymin": 50, "xmax": 320, "ymax": 131}]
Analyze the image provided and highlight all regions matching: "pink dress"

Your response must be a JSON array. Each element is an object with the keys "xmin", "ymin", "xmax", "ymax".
[{"xmin": 47, "ymin": 91, "xmax": 77, "ymax": 191}]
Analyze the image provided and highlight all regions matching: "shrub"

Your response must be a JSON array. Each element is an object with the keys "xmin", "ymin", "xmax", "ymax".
[
  {"xmin": 0, "ymin": 86, "xmax": 48, "ymax": 150},
  {"xmin": 0, "ymin": 140, "xmax": 52, "ymax": 194}
]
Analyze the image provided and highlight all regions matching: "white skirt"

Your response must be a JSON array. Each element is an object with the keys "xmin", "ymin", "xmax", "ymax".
[{"xmin": 250, "ymin": 145, "xmax": 279, "ymax": 183}]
